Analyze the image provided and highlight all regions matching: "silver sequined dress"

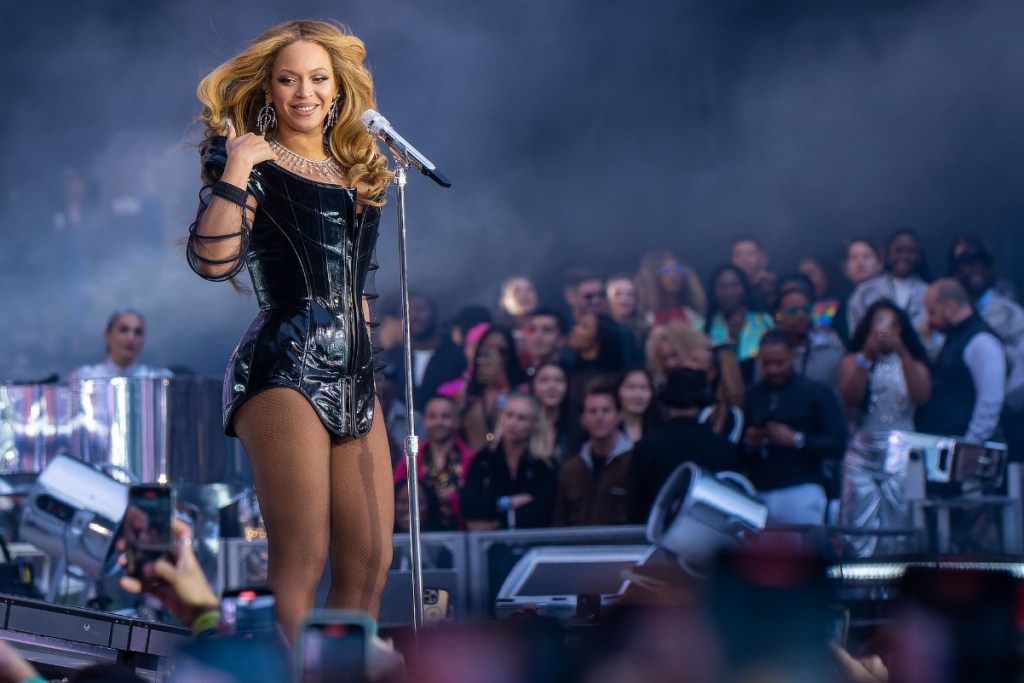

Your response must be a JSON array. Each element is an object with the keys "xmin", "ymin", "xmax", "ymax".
[{"xmin": 840, "ymin": 353, "xmax": 916, "ymax": 556}]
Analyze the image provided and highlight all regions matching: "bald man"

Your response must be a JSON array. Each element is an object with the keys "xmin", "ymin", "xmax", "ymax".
[{"xmin": 917, "ymin": 278, "xmax": 1006, "ymax": 443}]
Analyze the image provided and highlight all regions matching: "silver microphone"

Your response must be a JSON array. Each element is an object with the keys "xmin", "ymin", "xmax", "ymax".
[{"xmin": 360, "ymin": 109, "xmax": 451, "ymax": 188}]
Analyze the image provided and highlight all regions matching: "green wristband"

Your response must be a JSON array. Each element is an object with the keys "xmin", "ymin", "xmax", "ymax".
[{"xmin": 191, "ymin": 609, "xmax": 222, "ymax": 636}]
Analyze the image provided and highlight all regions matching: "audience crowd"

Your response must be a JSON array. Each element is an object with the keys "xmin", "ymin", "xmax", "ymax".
[
  {"xmin": 383, "ymin": 232, "xmax": 1024, "ymax": 538},
  {"xmin": 3, "ymin": 231, "xmax": 1023, "ymax": 683}
]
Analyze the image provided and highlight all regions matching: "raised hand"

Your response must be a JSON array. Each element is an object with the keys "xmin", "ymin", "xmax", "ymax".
[
  {"xmin": 119, "ymin": 519, "xmax": 220, "ymax": 629},
  {"xmin": 861, "ymin": 330, "xmax": 880, "ymax": 361},
  {"xmin": 223, "ymin": 119, "xmax": 277, "ymax": 174}
]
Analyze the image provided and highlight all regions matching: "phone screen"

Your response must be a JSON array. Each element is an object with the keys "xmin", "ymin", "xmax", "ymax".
[
  {"xmin": 124, "ymin": 485, "xmax": 175, "ymax": 579},
  {"xmin": 221, "ymin": 587, "xmax": 276, "ymax": 635},
  {"xmin": 299, "ymin": 621, "xmax": 368, "ymax": 683}
]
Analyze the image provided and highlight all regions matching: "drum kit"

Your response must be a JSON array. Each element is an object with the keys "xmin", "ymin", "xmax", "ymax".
[{"xmin": 0, "ymin": 377, "xmax": 255, "ymax": 601}]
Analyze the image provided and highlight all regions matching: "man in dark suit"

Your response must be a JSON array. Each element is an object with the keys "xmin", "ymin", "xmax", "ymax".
[{"xmin": 628, "ymin": 368, "xmax": 738, "ymax": 523}]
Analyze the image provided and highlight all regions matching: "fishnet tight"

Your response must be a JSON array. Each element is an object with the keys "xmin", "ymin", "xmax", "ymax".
[{"xmin": 234, "ymin": 388, "xmax": 394, "ymax": 642}]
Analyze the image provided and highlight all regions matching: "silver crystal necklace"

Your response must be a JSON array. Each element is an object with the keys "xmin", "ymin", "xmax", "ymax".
[{"xmin": 268, "ymin": 139, "xmax": 345, "ymax": 184}]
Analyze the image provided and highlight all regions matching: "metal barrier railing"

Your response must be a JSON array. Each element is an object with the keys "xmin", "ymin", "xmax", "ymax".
[
  {"xmin": 221, "ymin": 526, "xmax": 650, "ymax": 619},
  {"xmin": 219, "ymin": 516, "xmax": 1020, "ymax": 621}
]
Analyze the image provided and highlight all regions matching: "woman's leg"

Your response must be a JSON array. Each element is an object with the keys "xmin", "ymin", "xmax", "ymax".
[
  {"xmin": 326, "ymin": 402, "xmax": 395, "ymax": 617},
  {"xmin": 234, "ymin": 388, "xmax": 332, "ymax": 641}
]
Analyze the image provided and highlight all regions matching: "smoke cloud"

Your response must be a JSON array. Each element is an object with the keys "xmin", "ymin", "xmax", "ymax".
[{"xmin": 1, "ymin": 0, "xmax": 1022, "ymax": 379}]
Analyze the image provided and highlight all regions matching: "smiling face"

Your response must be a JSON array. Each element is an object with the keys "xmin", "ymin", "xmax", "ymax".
[
  {"xmin": 267, "ymin": 40, "xmax": 338, "ymax": 138},
  {"xmin": 424, "ymin": 397, "xmax": 459, "ymax": 444},
  {"xmin": 105, "ymin": 313, "xmax": 145, "ymax": 368},
  {"xmin": 887, "ymin": 234, "xmax": 922, "ymax": 279}
]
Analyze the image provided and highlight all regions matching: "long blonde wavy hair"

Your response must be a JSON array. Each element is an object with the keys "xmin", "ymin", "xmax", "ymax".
[
  {"xmin": 196, "ymin": 20, "xmax": 391, "ymax": 203},
  {"xmin": 490, "ymin": 393, "xmax": 554, "ymax": 467}
]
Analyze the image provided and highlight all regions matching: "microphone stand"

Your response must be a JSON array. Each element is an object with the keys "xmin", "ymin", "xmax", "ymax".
[
  {"xmin": 375, "ymin": 118, "xmax": 449, "ymax": 632},
  {"xmin": 392, "ymin": 159, "xmax": 426, "ymax": 630}
]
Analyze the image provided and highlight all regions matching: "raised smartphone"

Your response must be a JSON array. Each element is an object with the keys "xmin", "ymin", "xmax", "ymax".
[
  {"xmin": 296, "ymin": 609, "xmax": 376, "ymax": 683},
  {"xmin": 123, "ymin": 484, "xmax": 175, "ymax": 580},
  {"xmin": 221, "ymin": 586, "xmax": 276, "ymax": 636}
]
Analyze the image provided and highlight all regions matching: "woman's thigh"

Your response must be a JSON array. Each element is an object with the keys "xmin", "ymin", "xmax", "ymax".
[{"xmin": 234, "ymin": 388, "xmax": 334, "ymax": 553}]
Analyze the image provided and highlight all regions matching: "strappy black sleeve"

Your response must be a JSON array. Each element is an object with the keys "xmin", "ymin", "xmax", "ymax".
[{"xmin": 186, "ymin": 136, "xmax": 252, "ymax": 282}]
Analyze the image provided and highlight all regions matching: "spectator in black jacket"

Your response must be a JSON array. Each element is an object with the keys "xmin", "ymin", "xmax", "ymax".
[
  {"xmin": 460, "ymin": 394, "xmax": 557, "ymax": 530},
  {"xmin": 742, "ymin": 330, "xmax": 847, "ymax": 525},
  {"xmin": 628, "ymin": 368, "xmax": 738, "ymax": 524}
]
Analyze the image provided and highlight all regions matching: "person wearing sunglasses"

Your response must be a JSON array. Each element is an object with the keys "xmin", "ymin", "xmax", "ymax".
[
  {"xmin": 563, "ymin": 267, "xmax": 606, "ymax": 324},
  {"xmin": 769, "ymin": 275, "xmax": 846, "ymax": 390}
]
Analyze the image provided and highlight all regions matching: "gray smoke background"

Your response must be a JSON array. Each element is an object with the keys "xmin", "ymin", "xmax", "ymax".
[{"xmin": 1, "ymin": 0, "xmax": 1023, "ymax": 380}]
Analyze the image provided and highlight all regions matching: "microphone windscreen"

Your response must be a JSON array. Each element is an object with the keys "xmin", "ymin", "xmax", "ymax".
[{"xmin": 360, "ymin": 109, "xmax": 389, "ymax": 135}]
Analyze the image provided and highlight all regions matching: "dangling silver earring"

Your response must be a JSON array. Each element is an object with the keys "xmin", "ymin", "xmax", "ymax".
[
  {"xmin": 257, "ymin": 94, "xmax": 277, "ymax": 134},
  {"xmin": 323, "ymin": 95, "xmax": 340, "ymax": 132}
]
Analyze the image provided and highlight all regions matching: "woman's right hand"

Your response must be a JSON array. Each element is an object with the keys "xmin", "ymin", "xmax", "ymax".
[{"xmin": 223, "ymin": 119, "xmax": 277, "ymax": 175}]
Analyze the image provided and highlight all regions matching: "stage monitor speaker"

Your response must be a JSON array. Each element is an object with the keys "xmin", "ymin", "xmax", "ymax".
[
  {"xmin": 647, "ymin": 464, "xmax": 767, "ymax": 577},
  {"xmin": 19, "ymin": 454, "xmax": 129, "ymax": 579},
  {"xmin": 494, "ymin": 545, "xmax": 652, "ymax": 619}
]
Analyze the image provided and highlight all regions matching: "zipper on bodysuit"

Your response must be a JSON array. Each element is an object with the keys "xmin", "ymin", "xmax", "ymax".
[{"xmin": 347, "ymin": 203, "xmax": 369, "ymax": 428}]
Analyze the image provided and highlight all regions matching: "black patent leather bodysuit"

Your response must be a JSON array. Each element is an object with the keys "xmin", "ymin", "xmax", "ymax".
[{"xmin": 188, "ymin": 137, "xmax": 381, "ymax": 438}]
